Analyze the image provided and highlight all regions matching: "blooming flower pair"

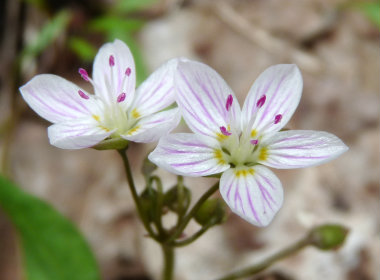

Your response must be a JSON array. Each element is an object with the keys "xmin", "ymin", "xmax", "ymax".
[{"xmin": 20, "ymin": 39, "xmax": 348, "ymax": 227}]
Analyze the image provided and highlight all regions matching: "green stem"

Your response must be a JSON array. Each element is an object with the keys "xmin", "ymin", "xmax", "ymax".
[
  {"xmin": 171, "ymin": 222, "xmax": 213, "ymax": 247},
  {"xmin": 166, "ymin": 181, "xmax": 219, "ymax": 244},
  {"xmin": 161, "ymin": 245, "xmax": 175, "ymax": 280},
  {"xmin": 217, "ymin": 235, "xmax": 311, "ymax": 280},
  {"xmin": 117, "ymin": 149, "xmax": 158, "ymax": 241}
]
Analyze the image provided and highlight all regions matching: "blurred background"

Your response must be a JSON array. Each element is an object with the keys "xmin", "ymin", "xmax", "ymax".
[{"xmin": 0, "ymin": 0, "xmax": 379, "ymax": 279}]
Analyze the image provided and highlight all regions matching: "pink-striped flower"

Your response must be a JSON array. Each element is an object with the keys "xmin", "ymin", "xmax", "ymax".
[
  {"xmin": 20, "ymin": 39, "xmax": 180, "ymax": 149},
  {"xmin": 149, "ymin": 61, "xmax": 348, "ymax": 227}
]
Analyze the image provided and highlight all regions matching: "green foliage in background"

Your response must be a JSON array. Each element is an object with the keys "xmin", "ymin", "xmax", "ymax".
[
  {"xmin": 88, "ymin": 15, "xmax": 148, "ymax": 85},
  {"xmin": 68, "ymin": 37, "xmax": 97, "ymax": 63},
  {"xmin": 112, "ymin": 0, "xmax": 157, "ymax": 13},
  {"xmin": 346, "ymin": 0, "xmax": 380, "ymax": 29},
  {"xmin": 20, "ymin": 10, "xmax": 71, "ymax": 62},
  {"xmin": 0, "ymin": 175, "xmax": 100, "ymax": 280}
]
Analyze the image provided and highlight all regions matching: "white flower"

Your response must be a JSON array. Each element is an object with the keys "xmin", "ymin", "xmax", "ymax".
[
  {"xmin": 149, "ymin": 60, "xmax": 348, "ymax": 227},
  {"xmin": 20, "ymin": 39, "xmax": 181, "ymax": 149}
]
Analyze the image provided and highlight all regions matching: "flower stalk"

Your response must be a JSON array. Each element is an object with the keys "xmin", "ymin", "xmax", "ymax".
[{"xmin": 117, "ymin": 148, "xmax": 159, "ymax": 241}]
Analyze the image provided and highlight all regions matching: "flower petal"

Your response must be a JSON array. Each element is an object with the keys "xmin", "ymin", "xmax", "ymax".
[
  {"xmin": 220, "ymin": 166, "xmax": 283, "ymax": 227},
  {"xmin": 175, "ymin": 60, "xmax": 241, "ymax": 138},
  {"xmin": 20, "ymin": 74, "xmax": 93, "ymax": 123},
  {"xmin": 121, "ymin": 108, "xmax": 181, "ymax": 143},
  {"xmin": 48, "ymin": 118, "xmax": 113, "ymax": 149},
  {"xmin": 148, "ymin": 133, "xmax": 230, "ymax": 176},
  {"xmin": 130, "ymin": 58, "xmax": 180, "ymax": 118},
  {"xmin": 93, "ymin": 39, "xmax": 136, "ymax": 106},
  {"xmin": 242, "ymin": 64, "xmax": 303, "ymax": 134},
  {"xmin": 259, "ymin": 130, "xmax": 349, "ymax": 169}
]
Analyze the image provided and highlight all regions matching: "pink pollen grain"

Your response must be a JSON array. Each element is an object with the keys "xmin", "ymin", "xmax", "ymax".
[
  {"xmin": 109, "ymin": 55, "xmax": 115, "ymax": 66},
  {"xmin": 256, "ymin": 95, "xmax": 266, "ymax": 108},
  {"xmin": 78, "ymin": 90, "xmax": 89, "ymax": 100},
  {"xmin": 274, "ymin": 114, "xmax": 282, "ymax": 124},
  {"xmin": 78, "ymin": 68, "xmax": 89, "ymax": 81},
  {"xmin": 225, "ymin": 94, "xmax": 233, "ymax": 111},
  {"xmin": 117, "ymin": 92, "xmax": 126, "ymax": 103},
  {"xmin": 220, "ymin": 126, "xmax": 232, "ymax": 136},
  {"xmin": 125, "ymin": 67, "xmax": 131, "ymax": 76}
]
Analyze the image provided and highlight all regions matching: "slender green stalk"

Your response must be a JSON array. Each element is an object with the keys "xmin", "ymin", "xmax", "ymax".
[
  {"xmin": 162, "ymin": 245, "xmax": 175, "ymax": 280},
  {"xmin": 217, "ymin": 235, "xmax": 311, "ymax": 280},
  {"xmin": 117, "ymin": 149, "xmax": 158, "ymax": 241},
  {"xmin": 166, "ymin": 181, "xmax": 220, "ymax": 244},
  {"xmin": 171, "ymin": 222, "xmax": 214, "ymax": 247}
]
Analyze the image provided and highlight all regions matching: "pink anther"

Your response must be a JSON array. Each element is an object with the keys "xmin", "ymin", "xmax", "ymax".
[
  {"xmin": 225, "ymin": 94, "xmax": 233, "ymax": 111},
  {"xmin": 256, "ymin": 95, "xmax": 266, "ymax": 108},
  {"xmin": 109, "ymin": 55, "xmax": 115, "ymax": 67},
  {"xmin": 78, "ymin": 90, "xmax": 89, "ymax": 100},
  {"xmin": 220, "ymin": 126, "xmax": 232, "ymax": 136},
  {"xmin": 274, "ymin": 114, "xmax": 282, "ymax": 124},
  {"xmin": 78, "ymin": 68, "xmax": 89, "ymax": 81},
  {"xmin": 117, "ymin": 92, "xmax": 126, "ymax": 103},
  {"xmin": 250, "ymin": 139, "xmax": 259, "ymax": 145}
]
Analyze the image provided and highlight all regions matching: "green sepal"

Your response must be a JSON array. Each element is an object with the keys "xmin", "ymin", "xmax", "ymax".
[{"xmin": 92, "ymin": 138, "xmax": 128, "ymax": 150}]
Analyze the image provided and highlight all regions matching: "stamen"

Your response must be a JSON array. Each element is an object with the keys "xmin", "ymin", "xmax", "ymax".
[
  {"xmin": 109, "ymin": 55, "xmax": 115, "ymax": 67},
  {"xmin": 250, "ymin": 139, "xmax": 259, "ymax": 145},
  {"xmin": 78, "ymin": 68, "xmax": 89, "ymax": 81},
  {"xmin": 256, "ymin": 95, "xmax": 266, "ymax": 108},
  {"xmin": 225, "ymin": 94, "xmax": 233, "ymax": 111},
  {"xmin": 220, "ymin": 126, "xmax": 232, "ymax": 136},
  {"xmin": 274, "ymin": 114, "xmax": 282, "ymax": 124},
  {"xmin": 117, "ymin": 92, "xmax": 126, "ymax": 103},
  {"xmin": 125, "ymin": 67, "xmax": 131, "ymax": 76},
  {"xmin": 78, "ymin": 90, "xmax": 89, "ymax": 100}
]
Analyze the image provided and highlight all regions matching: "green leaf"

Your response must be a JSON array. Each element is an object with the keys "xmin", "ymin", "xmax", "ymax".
[
  {"xmin": 20, "ymin": 10, "xmax": 71, "ymax": 60},
  {"xmin": 0, "ymin": 175, "xmax": 100, "ymax": 280},
  {"xmin": 113, "ymin": 0, "xmax": 157, "ymax": 13},
  {"xmin": 68, "ymin": 37, "xmax": 97, "ymax": 62}
]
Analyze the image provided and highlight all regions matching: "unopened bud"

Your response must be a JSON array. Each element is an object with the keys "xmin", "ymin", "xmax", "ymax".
[
  {"xmin": 163, "ymin": 185, "xmax": 191, "ymax": 215},
  {"xmin": 140, "ymin": 188, "xmax": 158, "ymax": 222},
  {"xmin": 194, "ymin": 198, "xmax": 227, "ymax": 226},
  {"xmin": 308, "ymin": 224, "xmax": 349, "ymax": 251}
]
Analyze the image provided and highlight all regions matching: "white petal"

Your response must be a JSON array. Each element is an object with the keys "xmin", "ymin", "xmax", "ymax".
[
  {"xmin": 242, "ymin": 64, "xmax": 303, "ymax": 134},
  {"xmin": 131, "ymin": 58, "xmax": 180, "ymax": 117},
  {"xmin": 93, "ymin": 39, "xmax": 136, "ymax": 106},
  {"xmin": 121, "ymin": 108, "xmax": 181, "ymax": 143},
  {"xmin": 259, "ymin": 130, "xmax": 349, "ymax": 169},
  {"xmin": 48, "ymin": 118, "xmax": 113, "ymax": 149},
  {"xmin": 148, "ymin": 133, "xmax": 230, "ymax": 176},
  {"xmin": 20, "ymin": 74, "xmax": 93, "ymax": 123},
  {"xmin": 175, "ymin": 60, "xmax": 241, "ymax": 138},
  {"xmin": 220, "ymin": 166, "xmax": 283, "ymax": 227}
]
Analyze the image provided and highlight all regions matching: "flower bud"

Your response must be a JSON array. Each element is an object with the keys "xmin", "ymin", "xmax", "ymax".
[
  {"xmin": 194, "ymin": 198, "xmax": 227, "ymax": 226},
  {"xmin": 308, "ymin": 224, "xmax": 349, "ymax": 250},
  {"xmin": 139, "ymin": 188, "xmax": 158, "ymax": 222},
  {"xmin": 163, "ymin": 185, "xmax": 191, "ymax": 215}
]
